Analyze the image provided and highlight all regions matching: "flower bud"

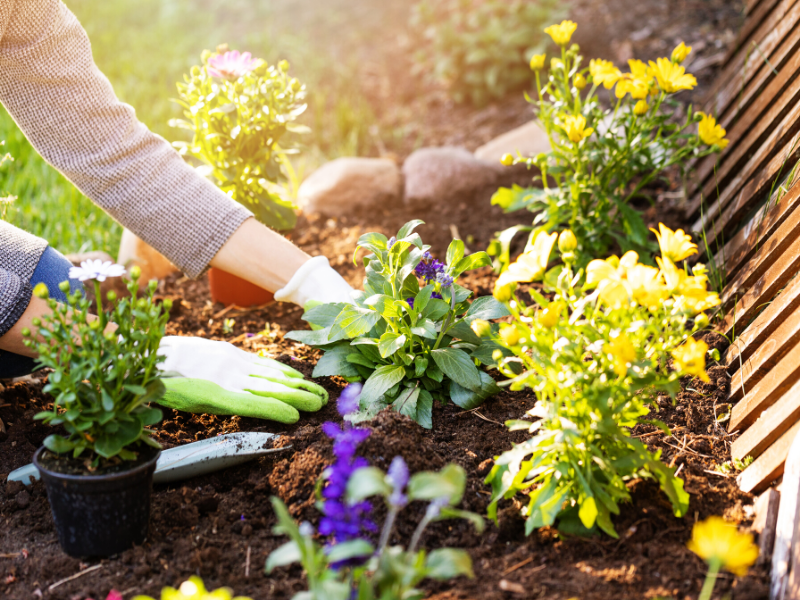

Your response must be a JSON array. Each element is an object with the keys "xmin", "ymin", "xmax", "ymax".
[
  {"xmin": 551, "ymin": 58, "xmax": 563, "ymax": 71},
  {"xmin": 574, "ymin": 73, "xmax": 587, "ymax": 90},
  {"xmin": 163, "ymin": 298, "xmax": 174, "ymax": 311},
  {"xmin": 558, "ymin": 230, "xmax": 578, "ymax": 254},
  {"xmin": 216, "ymin": 43, "xmax": 229, "ymax": 54},
  {"xmin": 32, "ymin": 317, "xmax": 41, "ymax": 327},
  {"xmin": 500, "ymin": 325, "xmax": 521, "ymax": 347},
  {"xmin": 492, "ymin": 349, "xmax": 504, "ymax": 362},
  {"xmin": 105, "ymin": 331, "xmax": 116, "ymax": 342},
  {"xmin": 149, "ymin": 279, "xmax": 158, "ymax": 293},
  {"xmin": 279, "ymin": 59, "xmax": 290, "ymax": 72},
  {"xmin": 130, "ymin": 265, "xmax": 141, "ymax": 280},
  {"xmin": 471, "ymin": 319, "xmax": 492, "ymax": 338},
  {"xmin": 33, "ymin": 282, "xmax": 49, "ymax": 300},
  {"xmin": 106, "ymin": 290, "xmax": 117, "ymax": 303},
  {"xmin": 254, "ymin": 59, "xmax": 268, "ymax": 76},
  {"xmin": 634, "ymin": 100, "xmax": 649, "ymax": 116},
  {"xmin": 500, "ymin": 153, "xmax": 515, "ymax": 167},
  {"xmin": 191, "ymin": 65, "xmax": 202, "ymax": 78},
  {"xmin": 493, "ymin": 281, "xmax": 515, "ymax": 302},
  {"xmin": 290, "ymin": 78, "xmax": 301, "ymax": 92},
  {"xmin": 58, "ymin": 280, "xmax": 71, "ymax": 294},
  {"xmin": 21, "ymin": 327, "xmax": 30, "ymax": 337},
  {"xmin": 694, "ymin": 313, "xmax": 709, "ymax": 329},
  {"xmin": 200, "ymin": 49, "xmax": 212, "ymax": 63},
  {"xmin": 537, "ymin": 302, "xmax": 562, "ymax": 328},
  {"xmin": 671, "ymin": 41, "xmax": 692, "ymax": 64},
  {"xmin": 89, "ymin": 320, "xmax": 101, "ymax": 330},
  {"xmin": 529, "ymin": 53, "xmax": 546, "ymax": 71},
  {"xmin": 234, "ymin": 82, "xmax": 244, "ymax": 94},
  {"xmin": 137, "ymin": 298, "xmax": 148, "ymax": 310}
]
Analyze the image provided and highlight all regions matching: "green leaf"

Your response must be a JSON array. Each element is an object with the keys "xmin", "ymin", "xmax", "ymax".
[
  {"xmin": 414, "ymin": 285, "xmax": 435, "ymax": 315},
  {"xmin": 378, "ymin": 332, "xmax": 407, "ymax": 358},
  {"xmin": 448, "ymin": 320, "xmax": 481, "ymax": 345},
  {"xmin": 436, "ymin": 506, "xmax": 486, "ymax": 533},
  {"xmin": 355, "ymin": 232, "xmax": 389, "ymax": 261},
  {"xmin": 425, "ymin": 548, "xmax": 473, "ymax": 580},
  {"xmin": 361, "ymin": 365, "xmax": 407, "ymax": 406},
  {"xmin": 452, "ymin": 252, "xmax": 491, "ymax": 278},
  {"xmin": 397, "ymin": 219, "xmax": 425, "ymax": 240},
  {"xmin": 579, "ymin": 496, "xmax": 598, "ymax": 529},
  {"xmin": 431, "ymin": 348, "xmax": 482, "ymax": 392},
  {"xmin": 94, "ymin": 435, "xmax": 125, "ymax": 459},
  {"xmin": 303, "ymin": 302, "xmax": 347, "ymax": 329},
  {"xmin": 408, "ymin": 463, "xmax": 466, "ymax": 504},
  {"xmin": 446, "ymin": 238, "xmax": 465, "ymax": 269},
  {"xmin": 123, "ymin": 384, "xmax": 147, "ymax": 396},
  {"xmin": 43, "ymin": 434, "xmax": 75, "ymax": 454},
  {"xmin": 393, "ymin": 385, "xmax": 420, "ymax": 421},
  {"xmin": 465, "ymin": 296, "xmax": 510, "ymax": 322},
  {"xmin": 526, "ymin": 478, "xmax": 567, "ymax": 532},
  {"xmin": 266, "ymin": 541, "xmax": 302, "ymax": 572},
  {"xmin": 346, "ymin": 466, "xmax": 392, "ymax": 501},
  {"xmin": 422, "ymin": 298, "xmax": 451, "ymax": 322},
  {"xmin": 410, "ymin": 319, "xmax": 438, "ymax": 339},
  {"xmin": 449, "ymin": 371, "xmax": 500, "ymax": 410},
  {"xmin": 491, "ymin": 185, "xmax": 542, "ymax": 213},
  {"xmin": 330, "ymin": 305, "xmax": 382, "ymax": 341},
  {"xmin": 363, "ymin": 294, "xmax": 402, "ymax": 318},
  {"xmin": 414, "ymin": 356, "xmax": 429, "ymax": 378},
  {"xmin": 325, "ymin": 539, "xmax": 375, "ymax": 564},
  {"xmin": 313, "ymin": 344, "xmax": 360, "ymax": 378},
  {"xmin": 346, "ymin": 353, "xmax": 376, "ymax": 370},
  {"xmin": 285, "ymin": 326, "xmax": 334, "ymax": 346},
  {"xmin": 417, "ymin": 389, "xmax": 434, "ymax": 429},
  {"xmin": 137, "ymin": 406, "xmax": 163, "ymax": 426}
]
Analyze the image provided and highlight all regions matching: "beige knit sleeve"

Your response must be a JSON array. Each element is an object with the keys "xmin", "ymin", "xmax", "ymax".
[{"xmin": 0, "ymin": 0, "xmax": 253, "ymax": 278}]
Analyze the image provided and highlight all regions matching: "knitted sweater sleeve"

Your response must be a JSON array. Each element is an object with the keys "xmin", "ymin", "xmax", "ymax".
[
  {"xmin": 0, "ymin": 0, "xmax": 253, "ymax": 279},
  {"xmin": 0, "ymin": 267, "xmax": 31, "ymax": 337}
]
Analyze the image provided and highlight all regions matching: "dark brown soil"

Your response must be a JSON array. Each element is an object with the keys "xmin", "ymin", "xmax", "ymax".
[{"xmin": 1, "ymin": 1, "xmax": 769, "ymax": 599}]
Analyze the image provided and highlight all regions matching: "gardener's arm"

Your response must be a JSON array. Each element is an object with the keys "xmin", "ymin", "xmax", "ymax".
[{"xmin": 0, "ymin": 0, "xmax": 351, "ymax": 305}]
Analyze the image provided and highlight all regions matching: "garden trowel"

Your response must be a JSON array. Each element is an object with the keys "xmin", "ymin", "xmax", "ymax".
[{"xmin": 6, "ymin": 431, "xmax": 287, "ymax": 486}]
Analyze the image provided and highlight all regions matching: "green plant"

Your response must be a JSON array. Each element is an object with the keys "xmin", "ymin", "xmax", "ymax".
[
  {"xmin": 267, "ymin": 459, "xmax": 481, "ymax": 600},
  {"xmin": 409, "ymin": 0, "xmax": 566, "ymax": 106},
  {"xmin": 489, "ymin": 25, "xmax": 727, "ymax": 267},
  {"xmin": 286, "ymin": 220, "xmax": 510, "ymax": 429},
  {"xmin": 171, "ymin": 47, "xmax": 308, "ymax": 231},
  {"xmin": 24, "ymin": 265, "xmax": 171, "ymax": 463},
  {"xmin": 483, "ymin": 225, "xmax": 720, "ymax": 537}
]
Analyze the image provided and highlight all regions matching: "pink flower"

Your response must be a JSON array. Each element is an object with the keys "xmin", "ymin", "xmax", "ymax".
[
  {"xmin": 207, "ymin": 50, "xmax": 258, "ymax": 79},
  {"xmin": 106, "ymin": 591, "xmax": 123, "ymax": 600}
]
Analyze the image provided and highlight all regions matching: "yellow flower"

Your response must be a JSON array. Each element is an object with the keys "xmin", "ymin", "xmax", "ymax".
[
  {"xmin": 470, "ymin": 319, "xmax": 491, "ymax": 338},
  {"xmin": 616, "ymin": 76, "xmax": 650, "ymax": 100},
  {"xmin": 697, "ymin": 112, "xmax": 729, "ymax": 149},
  {"xmin": 590, "ymin": 59, "xmax": 622, "ymax": 89},
  {"xmin": 561, "ymin": 114, "xmax": 594, "ymax": 143},
  {"xmin": 634, "ymin": 100, "xmax": 649, "ymax": 116},
  {"xmin": 671, "ymin": 41, "xmax": 692, "ymax": 64},
  {"xmin": 496, "ymin": 230, "xmax": 558, "ymax": 288},
  {"xmin": 544, "ymin": 20, "xmax": 578, "ymax": 46},
  {"xmin": 537, "ymin": 301, "xmax": 563, "ymax": 328},
  {"xmin": 551, "ymin": 57, "xmax": 564, "ymax": 71},
  {"xmin": 656, "ymin": 256, "xmax": 720, "ymax": 315},
  {"xmin": 586, "ymin": 251, "xmax": 640, "ymax": 308},
  {"xmin": 628, "ymin": 59, "xmax": 650, "ymax": 79},
  {"xmin": 651, "ymin": 223, "xmax": 697, "ymax": 263},
  {"xmin": 132, "ymin": 576, "xmax": 250, "ymax": 600},
  {"xmin": 530, "ymin": 53, "xmax": 546, "ymax": 71},
  {"xmin": 687, "ymin": 516, "xmax": 759, "ymax": 576},
  {"xmin": 671, "ymin": 337, "xmax": 710, "ymax": 382},
  {"xmin": 649, "ymin": 57, "xmax": 697, "ymax": 93},
  {"xmin": 605, "ymin": 333, "xmax": 636, "ymax": 377},
  {"xmin": 574, "ymin": 73, "xmax": 587, "ymax": 90},
  {"xmin": 627, "ymin": 264, "xmax": 668, "ymax": 309},
  {"xmin": 558, "ymin": 229, "xmax": 578, "ymax": 253},
  {"xmin": 500, "ymin": 324, "xmax": 521, "ymax": 347},
  {"xmin": 500, "ymin": 153, "xmax": 515, "ymax": 166}
]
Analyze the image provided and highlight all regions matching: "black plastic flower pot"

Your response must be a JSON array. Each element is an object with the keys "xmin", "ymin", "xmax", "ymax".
[{"xmin": 33, "ymin": 446, "xmax": 160, "ymax": 557}]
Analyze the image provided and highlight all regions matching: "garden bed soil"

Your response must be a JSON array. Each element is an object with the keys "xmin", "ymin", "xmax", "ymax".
[{"xmin": 1, "ymin": 0, "xmax": 767, "ymax": 597}]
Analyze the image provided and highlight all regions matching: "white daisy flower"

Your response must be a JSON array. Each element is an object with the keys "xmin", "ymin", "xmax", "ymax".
[{"xmin": 69, "ymin": 259, "xmax": 126, "ymax": 282}]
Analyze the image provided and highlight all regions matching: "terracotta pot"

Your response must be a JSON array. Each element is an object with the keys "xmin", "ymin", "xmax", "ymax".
[{"xmin": 208, "ymin": 267, "xmax": 274, "ymax": 307}]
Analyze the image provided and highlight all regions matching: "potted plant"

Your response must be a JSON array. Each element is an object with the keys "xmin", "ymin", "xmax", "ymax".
[
  {"xmin": 22, "ymin": 262, "xmax": 171, "ymax": 557},
  {"xmin": 170, "ymin": 46, "xmax": 308, "ymax": 307}
]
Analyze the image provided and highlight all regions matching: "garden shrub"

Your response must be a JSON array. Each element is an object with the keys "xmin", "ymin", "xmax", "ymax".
[
  {"xmin": 25, "ymin": 265, "xmax": 170, "ymax": 462},
  {"xmin": 482, "ymin": 224, "xmax": 719, "ymax": 537},
  {"xmin": 286, "ymin": 220, "xmax": 510, "ymax": 429},
  {"xmin": 409, "ymin": 0, "xmax": 566, "ymax": 106},
  {"xmin": 170, "ymin": 47, "xmax": 308, "ymax": 231},
  {"xmin": 489, "ymin": 23, "xmax": 728, "ymax": 266}
]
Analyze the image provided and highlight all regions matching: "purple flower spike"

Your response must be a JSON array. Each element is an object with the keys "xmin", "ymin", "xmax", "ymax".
[
  {"xmin": 415, "ymin": 258, "xmax": 446, "ymax": 283},
  {"xmin": 387, "ymin": 236, "xmax": 397, "ymax": 249},
  {"xmin": 436, "ymin": 272, "xmax": 454, "ymax": 288},
  {"xmin": 338, "ymin": 382, "xmax": 363, "ymax": 416},
  {"xmin": 387, "ymin": 456, "xmax": 409, "ymax": 508},
  {"xmin": 207, "ymin": 50, "xmax": 259, "ymax": 79}
]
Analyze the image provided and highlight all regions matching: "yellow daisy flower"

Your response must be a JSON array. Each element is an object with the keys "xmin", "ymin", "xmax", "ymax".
[
  {"xmin": 651, "ymin": 223, "xmax": 698, "ymax": 263},
  {"xmin": 671, "ymin": 42, "xmax": 692, "ymax": 64},
  {"xmin": 697, "ymin": 112, "xmax": 729, "ymax": 149},
  {"xmin": 687, "ymin": 516, "xmax": 759, "ymax": 577},
  {"xmin": 590, "ymin": 59, "xmax": 622, "ymax": 89},
  {"xmin": 671, "ymin": 337, "xmax": 710, "ymax": 382},
  {"xmin": 561, "ymin": 114, "xmax": 594, "ymax": 143},
  {"xmin": 544, "ymin": 20, "xmax": 578, "ymax": 46},
  {"xmin": 649, "ymin": 57, "xmax": 697, "ymax": 93}
]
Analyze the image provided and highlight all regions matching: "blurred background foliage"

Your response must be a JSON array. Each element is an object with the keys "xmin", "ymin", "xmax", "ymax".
[{"xmin": 0, "ymin": 0, "xmax": 550, "ymax": 254}]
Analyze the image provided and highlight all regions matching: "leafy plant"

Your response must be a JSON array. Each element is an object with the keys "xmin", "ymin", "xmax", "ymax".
[
  {"xmin": 23, "ymin": 265, "xmax": 170, "ymax": 463},
  {"xmin": 268, "ymin": 387, "xmax": 482, "ymax": 600},
  {"xmin": 170, "ymin": 46, "xmax": 308, "ymax": 231},
  {"xmin": 489, "ymin": 24, "xmax": 727, "ymax": 266},
  {"xmin": 286, "ymin": 220, "xmax": 510, "ymax": 429},
  {"xmin": 409, "ymin": 0, "xmax": 566, "ymax": 106},
  {"xmin": 483, "ymin": 225, "xmax": 720, "ymax": 537}
]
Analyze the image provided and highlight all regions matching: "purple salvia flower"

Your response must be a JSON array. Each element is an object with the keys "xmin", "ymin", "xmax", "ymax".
[
  {"xmin": 387, "ymin": 236, "xmax": 397, "ymax": 249},
  {"xmin": 338, "ymin": 382, "xmax": 363, "ymax": 416},
  {"xmin": 415, "ymin": 258, "xmax": 445, "ymax": 283},
  {"xmin": 425, "ymin": 496, "xmax": 450, "ymax": 520},
  {"xmin": 422, "ymin": 251, "xmax": 432, "ymax": 261},
  {"xmin": 435, "ymin": 272, "xmax": 454, "ymax": 288},
  {"xmin": 406, "ymin": 297, "xmax": 414, "ymax": 309},
  {"xmin": 432, "ymin": 292, "xmax": 443, "ymax": 300},
  {"xmin": 386, "ymin": 456, "xmax": 409, "ymax": 508}
]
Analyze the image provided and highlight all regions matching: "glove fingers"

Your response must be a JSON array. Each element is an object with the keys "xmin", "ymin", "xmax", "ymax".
[
  {"xmin": 245, "ymin": 387, "xmax": 324, "ymax": 412},
  {"xmin": 160, "ymin": 378, "xmax": 300, "ymax": 424},
  {"xmin": 255, "ymin": 356, "xmax": 305, "ymax": 379},
  {"xmin": 250, "ymin": 374, "xmax": 329, "ymax": 406}
]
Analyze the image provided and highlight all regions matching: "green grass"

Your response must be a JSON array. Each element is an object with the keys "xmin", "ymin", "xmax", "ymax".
[{"xmin": 1, "ymin": 0, "xmax": 393, "ymax": 254}]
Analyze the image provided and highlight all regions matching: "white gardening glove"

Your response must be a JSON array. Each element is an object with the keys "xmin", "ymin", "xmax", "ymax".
[
  {"xmin": 274, "ymin": 255, "xmax": 355, "ymax": 306},
  {"xmin": 156, "ymin": 336, "xmax": 328, "ymax": 421}
]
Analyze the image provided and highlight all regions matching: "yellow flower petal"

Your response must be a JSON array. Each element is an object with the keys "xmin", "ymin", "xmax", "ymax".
[
  {"xmin": 687, "ymin": 516, "xmax": 759, "ymax": 576},
  {"xmin": 544, "ymin": 20, "xmax": 578, "ymax": 46}
]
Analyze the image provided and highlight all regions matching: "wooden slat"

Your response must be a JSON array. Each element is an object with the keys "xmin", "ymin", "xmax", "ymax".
[
  {"xmin": 770, "ymin": 429, "xmax": 800, "ymax": 599},
  {"xmin": 713, "ymin": 175, "xmax": 800, "ymax": 284},
  {"xmin": 753, "ymin": 489, "xmax": 780, "ymax": 565},
  {"xmin": 692, "ymin": 132, "xmax": 800, "ymax": 248},
  {"xmin": 690, "ymin": 13, "xmax": 800, "ymax": 201},
  {"xmin": 737, "ymin": 419, "xmax": 800, "ymax": 493},
  {"xmin": 717, "ymin": 219, "xmax": 800, "ymax": 337},
  {"xmin": 719, "ymin": 185, "xmax": 800, "ymax": 310},
  {"xmin": 729, "ymin": 334, "xmax": 800, "ymax": 427},
  {"xmin": 746, "ymin": 0, "xmax": 770, "ymax": 15},
  {"xmin": 688, "ymin": 64, "xmax": 800, "ymax": 226},
  {"xmin": 724, "ymin": 264, "xmax": 800, "ymax": 369},
  {"xmin": 732, "ymin": 376, "xmax": 800, "ymax": 459}
]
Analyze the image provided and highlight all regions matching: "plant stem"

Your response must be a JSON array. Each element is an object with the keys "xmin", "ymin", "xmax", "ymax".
[
  {"xmin": 408, "ymin": 515, "xmax": 432, "ymax": 554},
  {"xmin": 377, "ymin": 506, "xmax": 399, "ymax": 556},
  {"xmin": 698, "ymin": 562, "xmax": 720, "ymax": 600}
]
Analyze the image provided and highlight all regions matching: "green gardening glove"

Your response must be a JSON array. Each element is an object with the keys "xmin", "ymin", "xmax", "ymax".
[{"xmin": 156, "ymin": 336, "xmax": 328, "ymax": 422}]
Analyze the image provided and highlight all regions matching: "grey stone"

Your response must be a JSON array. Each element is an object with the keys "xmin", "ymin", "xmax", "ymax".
[
  {"xmin": 297, "ymin": 157, "xmax": 402, "ymax": 217},
  {"xmin": 402, "ymin": 146, "xmax": 501, "ymax": 205},
  {"xmin": 473, "ymin": 121, "xmax": 552, "ymax": 165}
]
